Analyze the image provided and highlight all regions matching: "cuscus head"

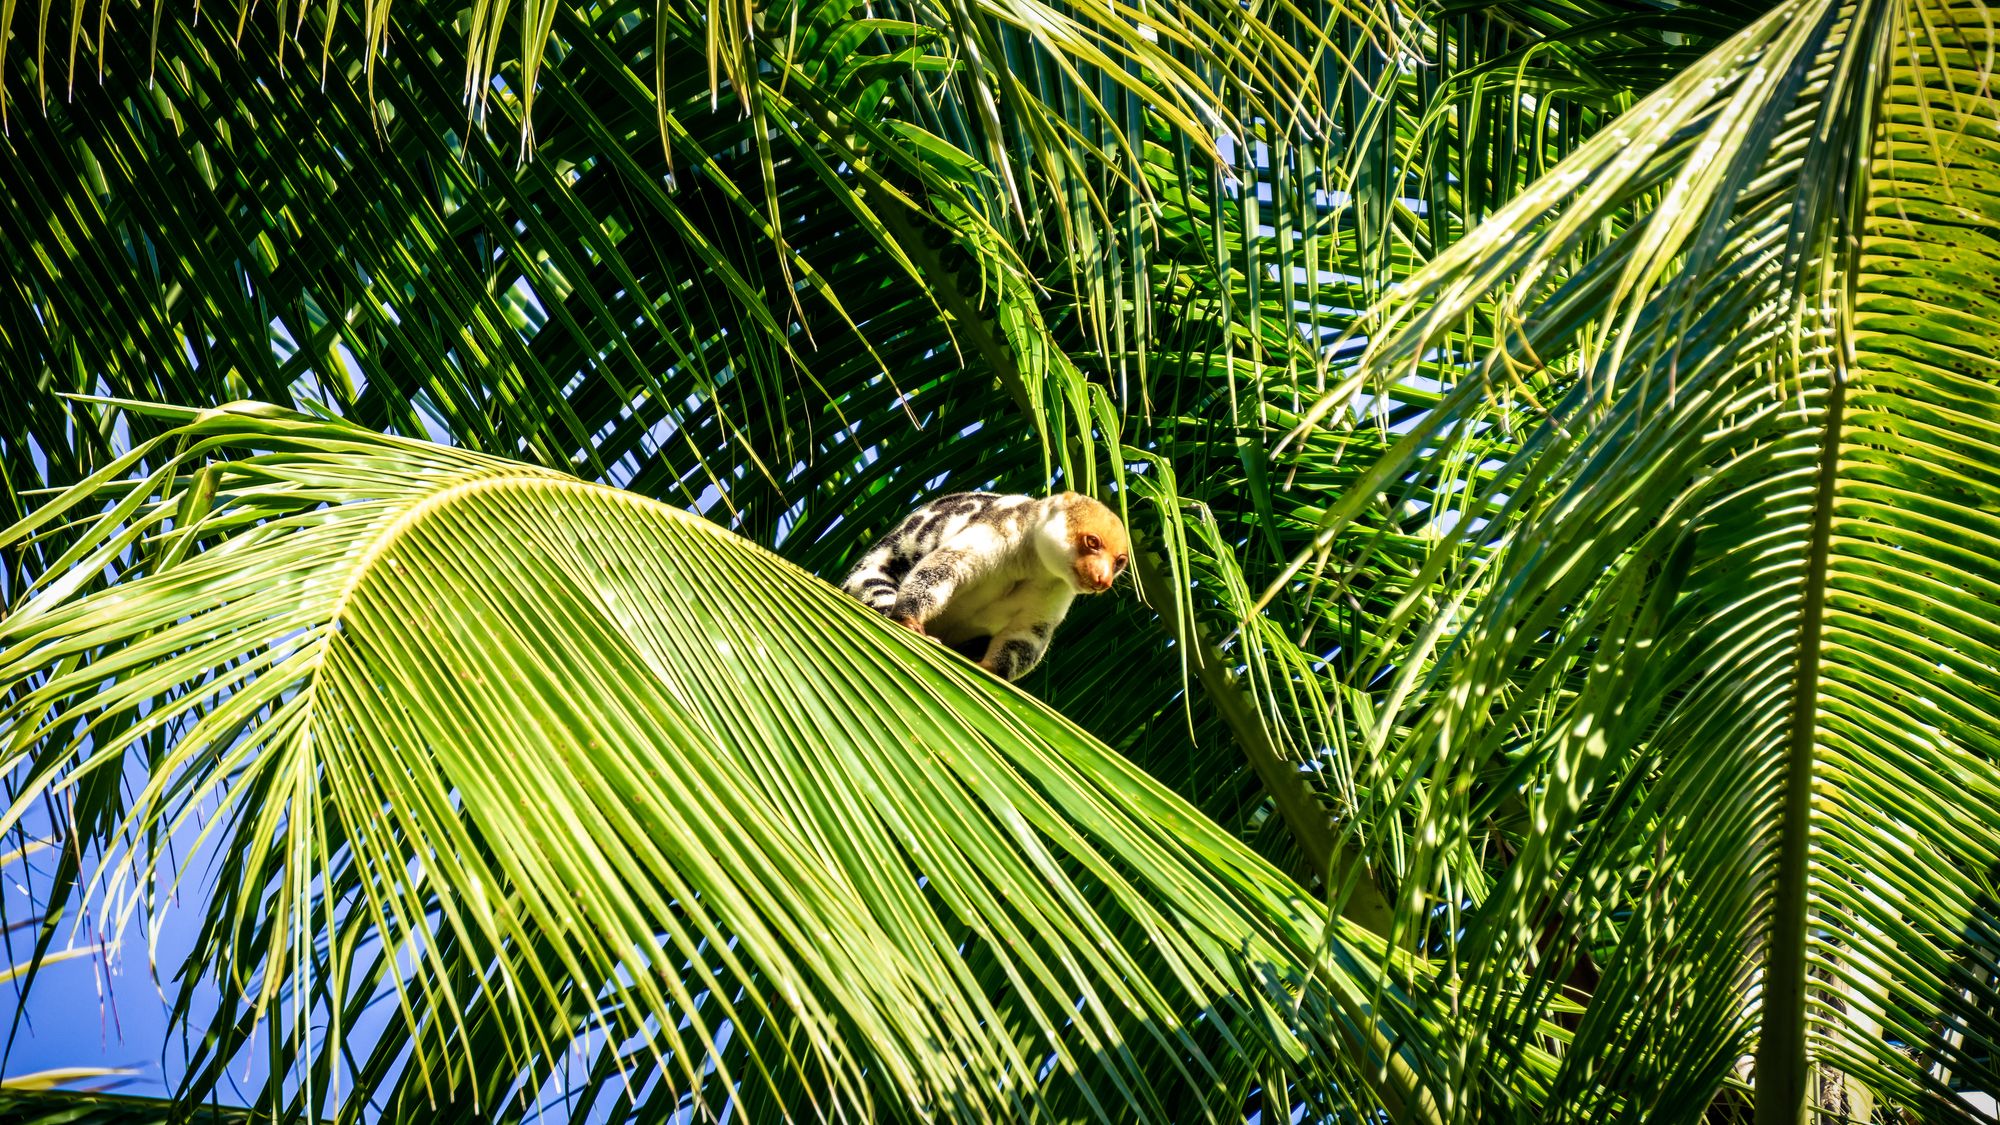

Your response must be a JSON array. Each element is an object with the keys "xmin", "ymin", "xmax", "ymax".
[{"xmin": 1037, "ymin": 493, "xmax": 1129, "ymax": 594}]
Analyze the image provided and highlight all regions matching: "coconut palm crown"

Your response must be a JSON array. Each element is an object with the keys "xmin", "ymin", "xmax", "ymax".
[{"xmin": 3, "ymin": 0, "xmax": 1999, "ymax": 1120}]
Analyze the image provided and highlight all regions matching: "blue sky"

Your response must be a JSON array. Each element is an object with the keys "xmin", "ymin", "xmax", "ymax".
[{"xmin": 4, "ymin": 798, "xmax": 259, "ymax": 1103}]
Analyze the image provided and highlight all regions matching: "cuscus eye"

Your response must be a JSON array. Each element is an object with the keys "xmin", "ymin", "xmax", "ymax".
[
  {"xmin": 1082, "ymin": 534, "xmax": 1102, "ymax": 552},
  {"xmin": 1114, "ymin": 554, "xmax": 1128, "ymax": 571}
]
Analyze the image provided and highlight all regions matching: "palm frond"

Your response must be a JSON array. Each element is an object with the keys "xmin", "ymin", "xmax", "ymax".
[
  {"xmin": 0, "ymin": 0, "xmax": 1767, "ymax": 888},
  {"xmin": 0, "ymin": 1088, "xmax": 263, "ymax": 1123},
  {"xmin": 0, "ymin": 402, "xmax": 1446, "ymax": 1121},
  {"xmin": 1268, "ymin": 0, "xmax": 2000, "ymax": 1116}
]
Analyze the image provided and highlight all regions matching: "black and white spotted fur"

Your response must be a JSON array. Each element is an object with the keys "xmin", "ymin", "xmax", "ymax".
[{"xmin": 842, "ymin": 492, "xmax": 1091, "ymax": 681}]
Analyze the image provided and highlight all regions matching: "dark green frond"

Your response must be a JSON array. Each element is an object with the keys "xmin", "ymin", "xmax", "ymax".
[{"xmin": 1275, "ymin": 0, "xmax": 2000, "ymax": 1117}]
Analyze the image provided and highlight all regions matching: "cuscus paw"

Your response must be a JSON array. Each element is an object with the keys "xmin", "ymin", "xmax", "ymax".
[{"xmin": 891, "ymin": 615, "xmax": 940, "ymax": 642}]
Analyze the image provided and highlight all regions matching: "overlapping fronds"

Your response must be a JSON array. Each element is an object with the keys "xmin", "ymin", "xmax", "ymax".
[
  {"xmin": 0, "ymin": 0, "xmax": 1036, "ymax": 539},
  {"xmin": 0, "ymin": 0, "xmax": 1358, "ymax": 177},
  {"xmin": 0, "ymin": 0, "xmax": 1757, "ymax": 902},
  {"xmin": 0, "ymin": 402, "xmax": 1454, "ymax": 1121},
  {"xmin": 1267, "ymin": 0, "xmax": 2000, "ymax": 1117},
  {"xmin": 1066, "ymin": 0, "xmax": 1753, "ymax": 761},
  {"xmin": 17, "ymin": 0, "xmax": 2000, "ymax": 1112}
]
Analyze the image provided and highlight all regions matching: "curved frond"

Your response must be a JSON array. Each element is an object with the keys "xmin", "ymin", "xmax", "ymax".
[{"xmin": 0, "ymin": 403, "xmax": 1438, "ymax": 1121}]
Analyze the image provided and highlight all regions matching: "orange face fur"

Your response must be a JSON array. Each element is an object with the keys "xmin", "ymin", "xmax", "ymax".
[{"xmin": 1064, "ymin": 495, "xmax": 1130, "ymax": 593}]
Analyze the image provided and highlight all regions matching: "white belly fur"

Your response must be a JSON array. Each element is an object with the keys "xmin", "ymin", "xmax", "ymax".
[{"xmin": 929, "ymin": 569, "xmax": 1069, "ymax": 645}]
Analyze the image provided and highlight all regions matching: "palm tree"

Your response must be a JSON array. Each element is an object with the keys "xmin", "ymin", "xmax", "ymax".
[{"xmin": 3, "ymin": 0, "xmax": 1999, "ymax": 1118}]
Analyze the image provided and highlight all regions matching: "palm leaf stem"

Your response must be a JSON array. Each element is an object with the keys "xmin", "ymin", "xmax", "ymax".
[
  {"xmin": 1126, "ymin": 540, "xmax": 1392, "ymax": 936},
  {"xmin": 1753, "ymin": 0, "xmax": 1885, "ymax": 1115},
  {"xmin": 1753, "ymin": 362, "xmax": 1845, "ymax": 1125}
]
